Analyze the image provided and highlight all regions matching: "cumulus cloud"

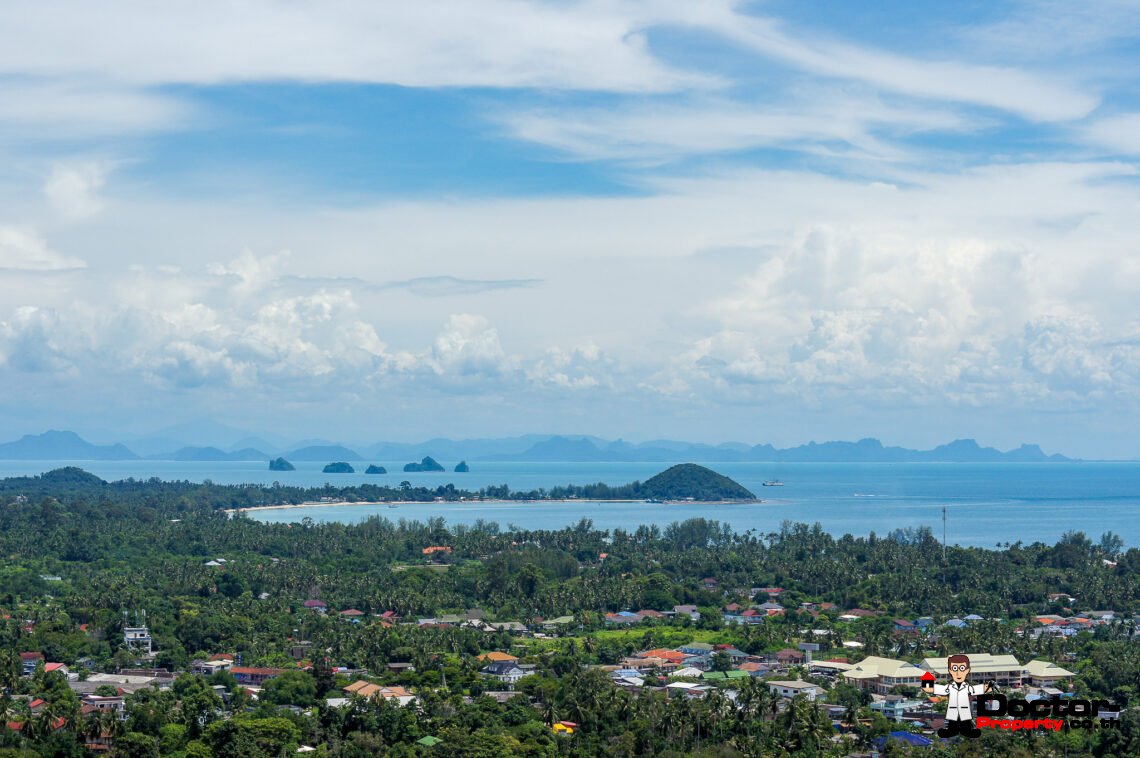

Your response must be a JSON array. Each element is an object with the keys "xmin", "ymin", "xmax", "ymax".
[
  {"xmin": 430, "ymin": 314, "xmax": 510, "ymax": 377},
  {"xmin": 0, "ymin": 226, "xmax": 86, "ymax": 270}
]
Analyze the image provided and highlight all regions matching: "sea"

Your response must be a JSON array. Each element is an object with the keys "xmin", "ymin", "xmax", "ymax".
[{"xmin": 2, "ymin": 459, "xmax": 1138, "ymax": 549}]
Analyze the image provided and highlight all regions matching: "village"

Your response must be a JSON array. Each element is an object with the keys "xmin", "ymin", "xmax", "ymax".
[{"xmin": 7, "ymin": 574, "xmax": 1126, "ymax": 754}]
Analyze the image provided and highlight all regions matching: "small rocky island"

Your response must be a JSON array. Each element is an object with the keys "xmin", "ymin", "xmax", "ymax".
[
  {"xmin": 403, "ymin": 456, "xmax": 445, "ymax": 473},
  {"xmin": 365, "ymin": 464, "xmax": 387, "ymax": 474},
  {"xmin": 454, "ymin": 460, "xmax": 469, "ymax": 472},
  {"xmin": 268, "ymin": 457, "xmax": 295, "ymax": 471},
  {"xmin": 323, "ymin": 462, "xmax": 355, "ymax": 474}
]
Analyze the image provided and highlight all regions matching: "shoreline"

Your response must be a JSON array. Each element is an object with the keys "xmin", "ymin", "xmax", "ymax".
[{"xmin": 228, "ymin": 497, "xmax": 764, "ymax": 514}]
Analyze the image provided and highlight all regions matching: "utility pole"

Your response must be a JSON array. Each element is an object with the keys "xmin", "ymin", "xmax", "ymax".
[{"xmin": 942, "ymin": 506, "xmax": 947, "ymax": 563}]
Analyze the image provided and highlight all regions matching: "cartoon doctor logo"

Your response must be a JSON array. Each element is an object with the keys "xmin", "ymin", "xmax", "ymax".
[{"xmin": 921, "ymin": 654, "xmax": 995, "ymax": 738}]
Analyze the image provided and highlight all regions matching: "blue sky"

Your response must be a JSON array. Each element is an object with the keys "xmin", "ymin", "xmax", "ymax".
[{"xmin": 2, "ymin": 1, "xmax": 1140, "ymax": 457}]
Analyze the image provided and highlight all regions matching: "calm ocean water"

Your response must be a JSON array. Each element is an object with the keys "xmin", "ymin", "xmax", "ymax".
[{"xmin": 3, "ymin": 459, "xmax": 1137, "ymax": 548}]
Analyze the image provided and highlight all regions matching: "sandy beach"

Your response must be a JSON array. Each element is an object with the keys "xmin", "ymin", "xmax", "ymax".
[{"xmin": 227, "ymin": 497, "xmax": 762, "ymax": 514}]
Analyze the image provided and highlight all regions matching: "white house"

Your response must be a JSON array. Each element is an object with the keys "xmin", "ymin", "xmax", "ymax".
[{"xmin": 767, "ymin": 680, "xmax": 823, "ymax": 701}]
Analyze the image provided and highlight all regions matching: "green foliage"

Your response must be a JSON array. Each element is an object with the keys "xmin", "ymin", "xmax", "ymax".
[
  {"xmin": 404, "ymin": 457, "xmax": 446, "ymax": 473},
  {"xmin": 204, "ymin": 717, "xmax": 300, "ymax": 757},
  {"xmin": 261, "ymin": 670, "xmax": 317, "ymax": 707}
]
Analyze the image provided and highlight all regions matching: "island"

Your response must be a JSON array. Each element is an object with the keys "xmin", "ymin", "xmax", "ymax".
[
  {"xmin": 635, "ymin": 463, "xmax": 755, "ymax": 501},
  {"xmin": 454, "ymin": 460, "xmax": 469, "ymax": 472},
  {"xmin": 268, "ymin": 457, "xmax": 295, "ymax": 471},
  {"xmin": 322, "ymin": 462, "xmax": 355, "ymax": 474},
  {"xmin": 365, "ymin": 464, "xmax": 387, "ymax": 474},
  {"xmin": 403, "ymin": 456, "xmax": 445, "ymax": 473}
]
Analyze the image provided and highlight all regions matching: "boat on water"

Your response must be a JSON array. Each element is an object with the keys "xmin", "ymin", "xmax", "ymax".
[
  {"xmin": 762, "ymin": 480, "xmax": 784, "ymax": 487},
  {"xmin": 387, "ymin": 504, "xmax": 398, "ymax": 509}
]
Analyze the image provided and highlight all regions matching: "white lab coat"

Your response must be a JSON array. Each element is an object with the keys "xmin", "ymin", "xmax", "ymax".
[{"xmin": 931, "ymin": 681, "xmax": 987, "ymax": 721}]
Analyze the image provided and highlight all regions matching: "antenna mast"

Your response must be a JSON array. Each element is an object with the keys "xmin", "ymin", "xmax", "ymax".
[{"xmin": 942, "ymin": 506, "xmax": 947, "ymax": 562}]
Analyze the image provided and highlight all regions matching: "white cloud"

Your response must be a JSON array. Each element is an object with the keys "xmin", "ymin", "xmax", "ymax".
[
  {"xmin": 503, "ymin": 95, "xmax": 966, "ymax": 163},
  {"xmin": 0, "ymin": 226, "xmax": 86, "ymax": 270},
  {"xmin": 430, "ymin": 314, "xmax": 510, "ymax": 377},
  {"xmin": 708, "ymin": 12, "xmax": 1099, "ymax": 122},
  {"xmin": 0, "ymin": 80, "xmax": 191, "ymax": 137},
  {"xmin": 43, "ymin": 161, "xmax": 112, "ymax": 220},
  {"xmin": 0, "ymin": 0, "xmax": 716, "ymax": 94},
  {"xmin": 1085, "ymin": 113, "xmax": 1140, "ymax": 155}
]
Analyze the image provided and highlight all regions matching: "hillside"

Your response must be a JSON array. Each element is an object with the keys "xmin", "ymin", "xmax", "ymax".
[{"xmin": 638, "ymin": 464, "xmax": 755, "ymax": 501}]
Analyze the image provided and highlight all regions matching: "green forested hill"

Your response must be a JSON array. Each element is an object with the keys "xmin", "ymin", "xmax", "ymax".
[{"xmin": 639, "ymin": 463, "xmax": 755, "ymax": 500}]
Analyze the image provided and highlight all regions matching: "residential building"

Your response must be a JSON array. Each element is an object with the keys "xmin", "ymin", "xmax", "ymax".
[
  {"xmin": 342, "ymin": 681, "xmax": 417, "ymax": 706},
  {"xmin": 230, "ymin": 667, "xmax": 286, "ymax": 686},
  {"xmin": 480, "ymin": 661, "xmax": 529, "ymax": 687},
  {"xmin": 123, "ymin": 624, "xmax": 153, "ymax": 655},
  {"xmin": 767, "ymin": 680, "xmax": 823, "ymax": 701},
  {"xmin": 19, "ymin": 652, "xmax": 44, "ymax": 676},
  {"xmin": 1023, "ymin": 660, "xmax": 1075, "ymax": 688},
  {"xmin": 921, "ymin": 654, "xmax": 1023, "ymax": 689},
  {"xmin": 673, "ymin": 605, "xmax": 700, "ymax": 621},
  {"xmin": 842, "ymin": 656, "xmax": 927, "ymax": 695}
]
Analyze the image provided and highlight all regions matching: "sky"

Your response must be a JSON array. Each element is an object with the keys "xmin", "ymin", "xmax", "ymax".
[{"xmin": 1, "ymin": 1, "xmax": 1140, "ymax": 458}]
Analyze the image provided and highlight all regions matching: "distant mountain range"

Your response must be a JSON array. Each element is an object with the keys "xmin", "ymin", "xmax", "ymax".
[
  {"xmin": 0, "ymin": 430, "xmax": 1073, "ymax": 463},
  {"xmin": 0, "ymin": 431, "xmax": 138, "ymax": 460}
]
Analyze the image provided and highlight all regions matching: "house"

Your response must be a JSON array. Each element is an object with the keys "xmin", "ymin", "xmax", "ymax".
[
  {"xmin": 725, "ymin": 608, "xmax": 765, "ymax": 625},
  {"xmin": 44, "ymin": 663, "xmax": 71, "ymax": 679},
  {"xmin": 19, "ymin": 652, "xmax": 44, "ymax": 676},
  {"xmin": 302, "ymin": 600, "xmax": 327, "ymax": 612},
  {"xmin": 192, "ymin": 658, "xmax": 233, "ymax": 676},
  {"xmin": 636, "ymin": 609, "xmax": 666, "ymax": 620},
  {"xmin": 893, "ymin": 619, "xmax": 917, "ymax": 632},
  {"xmin": 422, "ymin": 546, "xmax": 453, "ymax": 556},
  {"xmin": 1023, "ymin": 660, "xmax": 1075, "ymax": 688},
  {"xmin": 485, "ymin": 621, "xmax": 528, "ymax": 633},
  {"xmin": 480, "ymin": 661, "xmax": 529, "ymax": 687},
  {"xmin": 387, "ymin": 663, "xmax": 416, "ymax": 673},
  {"xmin": 679, "ymin": 642, "xmax": 714, "ymax": 656},
  {"xmin": 753, "ymin": 587, "xmax": 784, "ymax": 598},
  {"xmin": 637, "ymin": 649, "xmax": 689, "ymax": 665},
  {"xmin": 736, "ymin": 662, "xmax": 770, "ymax": 677},
  {"xmin": 669, "ymin": 666, "xmax": 704, "ymax": 678},
  {"xmin": 477, "ymin": 652, "xmax": 518, "ymax": 664},
  {"xmin": 341, "ymin": 681, "xmax": 417, "ymax": 706},
  {"xmin": 604, "ymin": 611, "xmax": 643, "ymax": 625},
  {"xmin": 842, "ymin": 656, "xmax": 927, "ymax": 695},
  {"xmin": 673, "ymin": 605, "xmax": 700, "ymax": 621},
  {"xmin": 665, "ymin": 681, "xmax": 713, "ymax": 699},
  {"xmin": 921, "ymin": 654, "xmax": 1023, "ymax": 689},
  {"xmin": 230, "ymin": 667, "xmax": 285, "ymax": 686},
  {"xmin": 757, "ymin": 602, "xmax": 785, "ymax": 616},
  {"xmin": 81, "ymin": 694, "xmax": 127, "ymax": 720},
  {"xmin": 724, "ymin": 603, "xmax": 743, "ymax": 613},
  {"xmin": 838, "ymin": 608, "xmax": 879, "ymax": 621},
  {"xmin": 870, "ymin": 696, "xmax": 926, "ymax": 722},
  {"xmin": 123, "ymin": 623, "xmax": 153, "ymax": 655},
  {"xmin": 539, "ymin": 615, "xmax": 575, "ymax": 631},
  {"xmin": 767, "ymin": 680, "xmax": 823, "ymax": 701},
  {"xmin": 377, "ymin": 610, "xmax": 401, "ymax": 622},
  {"xmin": 875, "ymin": 732, "xmax": 934, "ymax": 750},
  {"xmin": 339, "ymin": 609, "xmax": 365, "ymax": 621},
  {"xmin": 774, "ymin": 648, "xmax": 804, "ymax": 665}
]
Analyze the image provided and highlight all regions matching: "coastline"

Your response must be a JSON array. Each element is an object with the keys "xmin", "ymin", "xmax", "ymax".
[{"xmin": 228, "ymin": 497, "xmax": 763, "ymax": 514}]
